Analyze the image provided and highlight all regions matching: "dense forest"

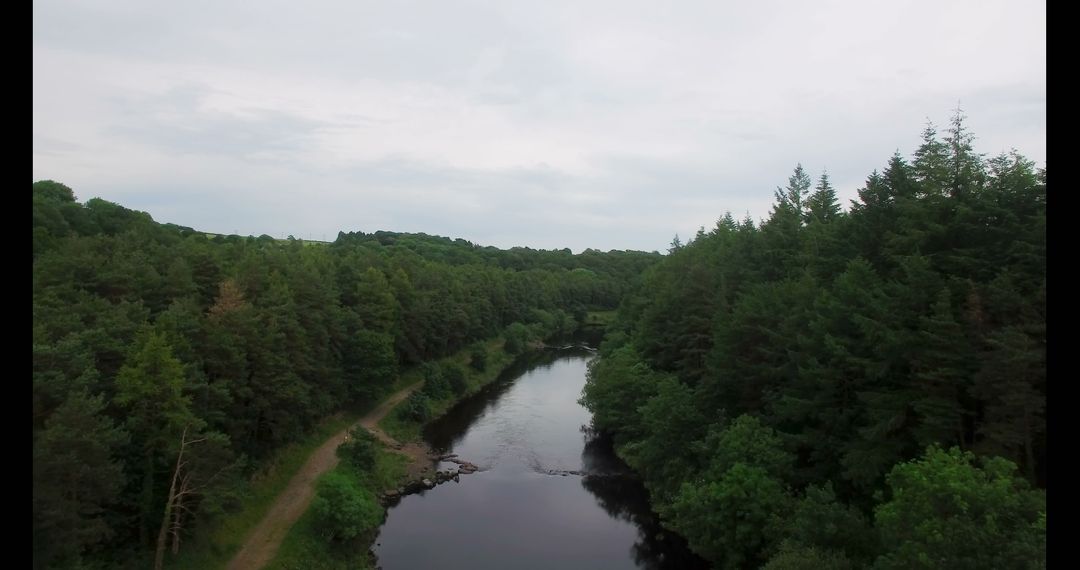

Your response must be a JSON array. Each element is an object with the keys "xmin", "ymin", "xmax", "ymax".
[
  {"xmin": 31, "ymin": 186, "xmax": 659, "ymax": 569},
  {"xmin": 580, "ymin": 112, "xmax": 1046, "ymax": 569}
]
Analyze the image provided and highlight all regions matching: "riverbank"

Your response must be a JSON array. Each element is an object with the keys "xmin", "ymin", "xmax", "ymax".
[
  {"xmin": 370, "ymin": 339, "xmax": 707, "ymax": 569},
  {"xmin": 164, "ymin": 412, "xmax": 361, "ymax": 570},
  {"xmin": 263, "ymin": 336, "xmax": 524, "ymax": 570},
  {"xmin": 162, "ymin": 335, "xmax": 518, "ymax": 570}
]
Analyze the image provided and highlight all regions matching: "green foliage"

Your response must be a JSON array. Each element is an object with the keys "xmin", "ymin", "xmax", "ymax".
[
  {"xmin": 114, "ymin": 329, "xmax": 195, "ymax": 445},
  {"xmin": 574, "ymin": 113, "xmax": 1045, "ymax": 567},
  {"xmin": 33, "ymin": 390, "xmax": 128, "ymax": 570},
  {"xmin": 469, "ymin": 345, "xmax": 488, "ymax": 371},
  {"xmin": 400, "ymin": 392, "xmax": 431, "ymax": 423},
  {"xmin": 336, "ymin": 428, "xmax": 378, "ymax": 473},
  {"xmin": 872, "ymin": 445, "xmax": 1045, "ymax": 569},
  {"xmin": 310, "ymin": 472, "xmax": 382, "ymax": 541},
  {"xmin": 33, "ymin": 110, "xmax": 1048, "ymax": 567},
  {"xmin": 503, "ymin": 322, "xmax": 531, "ymax": 355},
  {"xmin": 33, "ymin": 182, "xmax": 659, "ymax": 565},
  {"xmin": 419, "ymin": 362, "xmax": 451, "ymax": 399},
  {"xmin": 669, "ymin": 463, "xmax": 791, "ymax": 569},
  {"xmin": 342, "ymin": 329, "xmax": 397, "ymax": 403},
  {"xmin": 778, "ymin": 483, "xmax": 878, "ymax": 564},
  {"xmin": 761, "ymin": 543, "xmax": 854, "ymax": 570},
  {"xmin": 579, "ymin": 345, "xmax": 660, "ymax": 440},
  {"xmin": 442, "ymin": 363, "xmax": 468, "ymax": 396},
  {"xmin": 621, "ymin": 376, "xmax": 705, "ymax": 502},
  {"xmin": 699, "ymin": 415, "xmax": 796, "ymax": 481}
]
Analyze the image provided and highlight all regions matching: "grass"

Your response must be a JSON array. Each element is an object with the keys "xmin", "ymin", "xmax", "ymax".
[
  {"xmin": 266, "ymin": 448, "xmax": 409, "ymax": 570},
  {"xmin": 380, "ymin": 337, "xmax": 514, "ymax": 442},
  {"xmin": 165, "ymin": 412, "xmax": 362, "ymax": 570},
  {"xmin": 268, "ymin": 337, "xmax": 521, "ymax": 569},
  {"xmin": 583, "ymin": 310, "xmax": 617, "ymax": 327},
  {"xmin": 169, "ymin": 334, "xmax": 520, "ymax": 569}
]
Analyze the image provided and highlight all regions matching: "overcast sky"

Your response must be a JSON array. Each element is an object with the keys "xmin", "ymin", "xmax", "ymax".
[{"xmin": 33, "ymin": 0, "xmax": 1045, "ymax": 252}]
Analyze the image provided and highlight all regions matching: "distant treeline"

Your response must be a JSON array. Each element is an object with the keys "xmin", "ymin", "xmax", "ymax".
[
  {"xmin": 31, "ymin": 185, "xmax": 660, "ymax": 569},
  {"xmin": 581, "ymin": 112, "xmax": 1046, "ymax": 569}
]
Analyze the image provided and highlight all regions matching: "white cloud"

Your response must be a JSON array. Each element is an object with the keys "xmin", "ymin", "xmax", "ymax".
[{"xmin": 33, "ymin": 0, "xmax": 1045, "ymax": 252}]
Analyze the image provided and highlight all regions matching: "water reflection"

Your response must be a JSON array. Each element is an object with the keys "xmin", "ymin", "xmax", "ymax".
[
  {"xmin": 374, "ymin": 340, "xmax": 707, "ymax": 569},
  {"xmin": 579, "ymin": 429, "xmax": 709, "ymax": 569}
]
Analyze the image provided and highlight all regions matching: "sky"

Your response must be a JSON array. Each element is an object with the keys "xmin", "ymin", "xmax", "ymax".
[{"xmin": 33, "ymin": 0, "xmax": 1045, "ymax": 253}]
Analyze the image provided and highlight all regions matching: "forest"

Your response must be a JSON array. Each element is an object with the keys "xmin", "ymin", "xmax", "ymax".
[
  {"xmin": 580, "ymin": 113, "xmax": 1046, "ymax": 569},
  {"xmin": 32, "ymin": 111, "xmax": 1046, "ymax": 570},
  {"xmin": 31, "ymin": 186, "xmax": 659, "ymax": 569}
]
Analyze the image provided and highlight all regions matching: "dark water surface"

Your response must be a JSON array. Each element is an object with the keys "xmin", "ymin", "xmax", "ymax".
[{"xmin": 372, "ymin": 338, "xmax": 708, "ymax": 569}]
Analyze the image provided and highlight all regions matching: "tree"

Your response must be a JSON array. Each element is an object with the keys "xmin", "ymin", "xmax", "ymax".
[
  {"xmin": 33, "ymin": 390, "xmax": 128, "ymax": 569},
  {"xmin": 353, "ymin": 267, "xmax": 399, "ymax": 334},
  {"xmin": 762, "ymin": 545, "xmax": 854, "ymax": 570},
  {"xmin": 469, "ymin": 345, "xmax": 488, "ymax": 371},
  {"xmin": 943, "ymin": 107, "xmax": 985, "ymax": 198},
  {"xmin": 912, "ymin": 121, "xmax": 950, "ymax": 196},
  {"xmin": 579, "ymin": 346, "xmax": 660, "ymax": 440},
  {"xmin": 698, "ymin": 415, "xmax": 795, "ymax": 481},
  {"xmin": 669, "ymin": 463, "xmax": 791, "ymax": 569},
  {"xmin": 909, "ymin": 289, "xmax": 976, "ymax": 449},
  {"xmin": 970, "ymin": 327, "xmax": 1045, "ymax": 483},
  {"xmin": 154, "ymin": 427, "xmax": 236, "ymax": 570},
  {"xmin": 114, "ymin": 330, "xmax": 197, "ymax": 545},
  {"xmin": 503, "ymin": 322, "xmax": 531, "ymax": 355},
  {"xmin": 33, "ymin": 180, "xmax": 77, "ymax": 202},
  {"xmin": 873, "ymin": 445, "xmax": 1045, "ymax": 569},
  {"xmin": 311, "ymin": 472, "xmax": 382, "ymax": 541},
  {"xmin": 782, "ymin": 163, "xmax": 812, "ymax": 218},
  {"xmin": 805, "ymin": 171, "xmax": 841, "ymax": 225},
  {"xmin": 621, "ymin": 376, "xmax": 705, "ymax": 502},
  {"xmin": 420, "ymin": 362, "xmax": 451, "ymax": 399},
  {"xmin": 342, "ymin": 328, "xmax": 397, "ymax": 403},
  {"xmin": 776, "ymin": 482, "xmax": 878, "ymax": 564}
]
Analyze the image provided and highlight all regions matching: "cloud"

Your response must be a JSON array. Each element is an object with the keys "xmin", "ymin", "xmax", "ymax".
[{"xmin": 33, "ymin": 0, "xmax": 1046, "ymax": 253}]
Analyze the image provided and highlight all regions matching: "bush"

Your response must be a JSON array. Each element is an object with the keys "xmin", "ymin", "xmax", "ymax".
[
  {"xmin": 401, "ymin": 392, "xmax": 431, "ymax": 423},
  {"xmin": 443, "ymin": 363, "xmax": 468, "ymax": 395},
  {"xmin": 420, "ymin": 363, "xmax": 450, "ymax": 399},
  {"xmin": 504, "ymin": 322, "xmax": 531, "ymax": 355},
  {"xmin": 337, "ymin": 427, "xmax": 378, "ymax": 472},
  {"xmin": 311, "ymin": 472, "xmax": 382, "ymax": 541},
  {"xmin": 469, "ymin": 345, "xmax": 488, "ymax": 372}
]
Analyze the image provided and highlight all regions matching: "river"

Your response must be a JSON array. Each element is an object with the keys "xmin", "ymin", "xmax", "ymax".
[{"xmin": 372, "ymin": 336, "xmax": 708, "ymax": 569}]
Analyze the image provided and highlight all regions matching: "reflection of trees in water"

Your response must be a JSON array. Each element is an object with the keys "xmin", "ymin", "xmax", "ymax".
[
  {"xmin": 580, "ymin": 431, "xmax": 710, "ymax": 570},
  {"xmin": 580, "ymin": 426, "xmax": 633, "ymax": 476},
  {"xmin": 422, "ymin": 346, "xmax": 595, "ymax": 452}
]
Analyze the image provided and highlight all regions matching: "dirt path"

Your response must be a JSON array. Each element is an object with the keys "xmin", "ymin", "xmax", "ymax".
[{"xmin": 226, "ymin": 380, "xmax": 429, "ymax": 570}]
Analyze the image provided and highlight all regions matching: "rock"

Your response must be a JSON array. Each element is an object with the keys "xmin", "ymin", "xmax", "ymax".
[
  {"xmin": 384, "ymin": 489, "xmax": 400, "ymax": 498},
  {"xmin": 422, "ymin": 478, "xmax": 434, "ymax": 488}
]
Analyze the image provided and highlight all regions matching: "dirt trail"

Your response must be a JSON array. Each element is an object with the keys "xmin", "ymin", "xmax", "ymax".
[{"xmin": 226, "ymin": 380, "xmax": 428, "ymax": 570}]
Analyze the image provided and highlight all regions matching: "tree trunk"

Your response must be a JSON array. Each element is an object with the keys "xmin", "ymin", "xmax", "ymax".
[{"xmin": 155, "ymin": 427, "xmax": 187, "ymax": 570}]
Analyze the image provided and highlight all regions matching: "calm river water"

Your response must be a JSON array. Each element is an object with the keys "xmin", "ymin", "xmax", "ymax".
[{"xmin": 372, "ymin": 338, "xmax": 708, "ymax": 569}]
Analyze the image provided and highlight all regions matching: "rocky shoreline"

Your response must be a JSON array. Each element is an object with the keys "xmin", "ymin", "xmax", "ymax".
[{"xmin": 379, "ymin": 453, "xmax": 483, "ymax": 504}]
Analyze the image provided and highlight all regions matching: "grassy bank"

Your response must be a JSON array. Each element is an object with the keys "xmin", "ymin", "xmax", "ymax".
[
  {"xmin": 265, "ymin": 447, "xmax": 409, "ymax": 570},
  {"xmin": 582, "ymin": 309, "xmax": 617, "ymax": 327},
  {"xmin": 379, "ymin": 337, "xmax": 514, "ymax": 442},
  {"xmin": 265, "ymin": 337, "xmax": 521, "ymax": 570},
  {"xmin": 166, "ymin": 412, "xmax": 362, "ymax": 570},
  {"xmin": 164, "ymin": 342, "xmax": 491, "ymax": 570}
]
